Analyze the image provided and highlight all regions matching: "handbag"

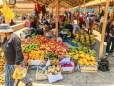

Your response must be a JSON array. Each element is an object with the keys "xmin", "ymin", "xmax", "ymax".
[{"xmin": 104, "ymin": 33, "xmax": 110, "ymax": 42}]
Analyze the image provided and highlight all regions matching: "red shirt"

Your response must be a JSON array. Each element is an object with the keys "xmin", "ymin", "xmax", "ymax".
[{"xmin": 79, "ymin": 17, "xmax": 84, "ymax": 23}]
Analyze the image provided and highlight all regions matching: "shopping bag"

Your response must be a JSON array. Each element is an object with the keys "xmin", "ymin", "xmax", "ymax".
[{"xmin": 12, "ymin": 67, "xmax": 26, "ymax": 79}]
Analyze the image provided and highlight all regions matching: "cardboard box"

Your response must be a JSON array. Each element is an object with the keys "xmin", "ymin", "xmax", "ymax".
[{"xmin": 50, "ymin": 60, "xmax": 59, "ymax": 65}]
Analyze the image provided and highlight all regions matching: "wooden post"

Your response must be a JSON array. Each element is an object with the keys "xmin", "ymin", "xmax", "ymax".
[
  {"xmin": 49, "ymin": 8, "xmax": 51, "ymax": 21},
  {"xmin": 13, "ymin": 5, "xmax": 16, "ymax": 24},
  {"xmin": 99, "ymin": 6, "xmax": 101, "ymax": 14},
  {"xmin": 78, "ymin": 3, "xmax": 80, "ymax": 24},
  {"xmin": 2, "ymin": 0, "xmax": 9, "ymax": 25},
  {"xmin": 99, "ymin": 0, "xmax": 110, "ymax": 59},
  {"xmin": 83, "ymin": 0, "xmax": 86, "ymax": 14},
  {"xmin": 56, "ymin": 0, "xmax": 59, "ymax": 38}
]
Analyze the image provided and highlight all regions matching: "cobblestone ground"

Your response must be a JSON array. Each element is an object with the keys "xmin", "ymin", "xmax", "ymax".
[{"xmin": 14, "ymin": 29, "xmax": 114, "ymax": 86}]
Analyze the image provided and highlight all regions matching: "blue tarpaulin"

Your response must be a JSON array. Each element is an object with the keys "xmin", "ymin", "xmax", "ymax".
[{"xmin": 62, "ymin": 39, "xmax": 78, "ymax": 47}]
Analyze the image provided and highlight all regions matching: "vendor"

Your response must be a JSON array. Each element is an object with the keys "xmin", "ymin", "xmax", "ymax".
[
  {"xmin": 29, "ymin": 16, "xmax": 37, "ymax": 34},
  {"xmin": 64, "ymin": 22, "xmax": 82, "ymax": 38}
]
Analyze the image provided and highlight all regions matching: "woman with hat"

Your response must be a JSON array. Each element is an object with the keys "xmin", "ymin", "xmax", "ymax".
[{"xmin": 0, "ymin": 24, "xmax": 32, "ymax": 86}]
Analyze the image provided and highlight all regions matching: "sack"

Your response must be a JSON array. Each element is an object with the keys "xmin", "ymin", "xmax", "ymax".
[{"xmin": 12, "ymin": 67, "xmax": 26, "ymax": 79}]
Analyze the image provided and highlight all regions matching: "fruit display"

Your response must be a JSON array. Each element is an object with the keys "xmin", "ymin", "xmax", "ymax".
[
  {"xmin": 68, "ymin": 46, "xmax": 97, "ymax": 66},
  {"xmin": 24, "ymin": 35, "xmax": 67, "ymax": 56},
  {"xmin": 44, "ymin": 53, "xmax": 58, "ymax": 60},
  {"xmin": 61, "ymin": 63, "xmax": 73, "ymax": 67},
  {"xmin": 38, "ymin": 70, "xmax": 48, "ymax": 75},
  {"xmin": 0, "ymin": 59, "xmax": 5, "ymax": 66},
  {"xmin": 0, "ymin": 48, "xmax": 5, "ymax": 73},
  {"xmin": 22, "ymin": 43, "xmax": 38, "ymax": 52},
  {"xmin": 0, "ymin": 66, "xmax": 4, "ymax": 73},
  {"xmin": 72, "ymin": 33, "xmax": 96, "ymax": 46},
  {"xmin": 78, "ymin": 55, "xmax": 96, "ymax": 67},
  {"xmin": 48, "ymin": 65, "xmax": 60, "ymax": 75},
  {"xmin": 29, "ymin": 50, "xmax": 45, "ymax": 60},
  {"xmin": 0, "ymin": 74, "xmax": 4, "ymax": 85}
]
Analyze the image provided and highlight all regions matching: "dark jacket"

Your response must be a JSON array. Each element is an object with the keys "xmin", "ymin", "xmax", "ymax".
[
  {"xmin": 109, "ymin": 25, "xmax": 114, "ymax": 36},
  {"xmin": 2, "ymin": 34, "xmax": 24, "ymax": 65}
]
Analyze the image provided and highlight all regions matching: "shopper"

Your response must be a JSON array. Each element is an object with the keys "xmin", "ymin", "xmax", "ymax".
[
  {"xmin": 89, "ymin": 14, "xmax": 96, "ymax": 34},
  {"xmin": 10, "ymin": 19, "xmax": 15, "ymax": 26},
  {"xmin": 0, "ymin": 24, "xmax": 32, "ymax": 86},
  {"xmin": 106, "ymin": 20, "xmax": 114, "ymax": 56}
]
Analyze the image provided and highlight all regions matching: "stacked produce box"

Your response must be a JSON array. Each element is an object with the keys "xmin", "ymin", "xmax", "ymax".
[{"xmin": 68, "ymin": 46, "xmax": 98, "ymax": 72}]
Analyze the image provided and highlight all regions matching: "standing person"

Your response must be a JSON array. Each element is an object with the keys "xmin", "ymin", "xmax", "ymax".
[
  {"xmin": 89, "ymin": 14, "xmax": 96, "ymax": 34},
  {"xmin": 0, "ymin": 24, "xmax": 33, "ymax": 86},
  {"xmin": 10, "ymin": 19, "xmax": 15, "ymax": 26},
  {"xmin": 106, "ymin": 20, "xmax": 114, "ymax": 56},
  {"xmin": 79, "ymin": 15, "xmax": 85, "ymax": 29}
]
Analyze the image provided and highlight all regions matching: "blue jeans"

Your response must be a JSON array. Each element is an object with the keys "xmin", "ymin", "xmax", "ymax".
[
  {"xmin": 4, "ymin": 61, "xmax": 31, "ymax": 86},
  {"xmin": 72, "ymin": 24, "xmax": 82, "ymax": 35},
  {"xmin": 106, "ymin": 37, "xmax": 114, "ymax": 53},
  {"xmin": 29, "ymin": 27, "xmax": 38, "ymax": 34}
]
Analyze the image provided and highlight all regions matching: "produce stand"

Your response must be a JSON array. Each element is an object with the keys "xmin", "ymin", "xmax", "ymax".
[{"xmin": 0, "ymin": 0, "xmax": 111, "ymax": 85}]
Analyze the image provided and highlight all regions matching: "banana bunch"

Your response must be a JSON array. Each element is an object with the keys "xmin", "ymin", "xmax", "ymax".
[
  {"xmin": 73, "ymin": 33, "xmax": 96, "ymax": 46},
  {"xmin": 80, "ymin": 35, "xmax": 85, "ymax": 44},
  {"xmin": 90, "ymin": 35, "xmax": 95, "ymax": 45},
  {"xmin": 0, "ymin": 74, "xmax": 4, "ymax": 85},
  {"xmin": 85, "ymin": 34, "xmax": 90, "ymax": 45},
  {"xmin": 75, "ymin": 34, "xmax": 80, "ymax": 42},
  {"xmin": 78, "ymin": 54, "xmax": 96, "ymax": 66}
]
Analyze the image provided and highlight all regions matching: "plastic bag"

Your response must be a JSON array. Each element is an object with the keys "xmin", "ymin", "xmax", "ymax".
[{"xmin": 12, "ymin": 67, "xmax": 26, "ymax": 79}]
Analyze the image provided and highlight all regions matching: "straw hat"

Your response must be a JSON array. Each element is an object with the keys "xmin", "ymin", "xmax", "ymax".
[{"xmin": 0, "ymin": 24, "xmax": 13, "ymax": 33}]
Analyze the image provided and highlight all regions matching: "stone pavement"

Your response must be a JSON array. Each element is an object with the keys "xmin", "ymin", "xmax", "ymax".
[{"xmin": 14, "ymin": 29, "xmax": 114, "ymax": 86}]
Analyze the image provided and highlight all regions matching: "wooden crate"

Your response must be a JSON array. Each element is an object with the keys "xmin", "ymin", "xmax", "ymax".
[
  {"xmin": 61, "ymin": 67, "xmax": 75, "ymax": 74},
  {"xmin": 80, "ymin": 65, "xmax": 98, "ymax": 73},
  {"xmin": 36, "ymin": 66, "xmax": 48, "ymax": 80},
  {"xmin": 50, "ymin": 60, "xmax": 59, "ymax": 65}
]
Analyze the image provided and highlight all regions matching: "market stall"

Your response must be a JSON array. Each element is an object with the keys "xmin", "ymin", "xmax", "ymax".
[{"xmin": 0, "ymin": 0, "xmax": 112, "ymax": 85}]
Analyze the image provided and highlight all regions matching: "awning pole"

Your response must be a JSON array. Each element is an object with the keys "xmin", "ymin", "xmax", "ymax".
[
  {"xmin": 78, "ymin": 3, "xmax": 80, "ymax": 25},
  {"xmin": 2, "ymin": 0, "xmax": 9, "ymax": 25},
  {"xmin": 99, "ymin": 0, "xmax": 110, "ymax": 59},
  {"xmin": 84, "ymin": 0, "xmax": 86, "ymax": 14},
  {"xmin": 56, "ymin": 0, "xmax": 59, "ymax": 38}
]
